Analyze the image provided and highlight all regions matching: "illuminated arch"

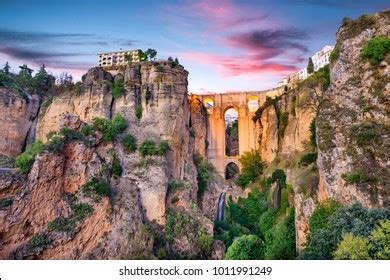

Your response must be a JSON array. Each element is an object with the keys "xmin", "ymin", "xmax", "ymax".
[
  {"xmin": 247, "ymin": 95, "xmax": 259, "ymax": 112},
  {"xmin": 203, "ymin": 97, "xmax": 214, "ymax": 109}
]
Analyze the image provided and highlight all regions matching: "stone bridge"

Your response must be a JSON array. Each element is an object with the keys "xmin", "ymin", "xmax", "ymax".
[{"xmin": 191, "ymin": 87, "xmax": 284, "ymax": 177}]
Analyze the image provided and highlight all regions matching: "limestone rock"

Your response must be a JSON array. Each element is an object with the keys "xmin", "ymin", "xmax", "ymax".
[{"xmin": 0, "ymin": 88, "xmax": 40, "ymax": 156}]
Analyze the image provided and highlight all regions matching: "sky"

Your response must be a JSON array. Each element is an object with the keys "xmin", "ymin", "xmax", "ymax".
[{"xmin": 0, "ymin": 0, "xmax": 388, "ymax": 93}]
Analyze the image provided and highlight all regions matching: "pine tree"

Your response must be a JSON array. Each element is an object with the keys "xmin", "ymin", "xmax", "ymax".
[
  {"xmin": 3, "ymin": 62, "xmax": 10, "ymax": 74},
  {"xmin": 307, "ymin": 57, "xmax": 314, "ymax": 74}
]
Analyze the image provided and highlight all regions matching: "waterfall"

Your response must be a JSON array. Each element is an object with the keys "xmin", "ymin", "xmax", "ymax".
[{"xmin": 216, "ymin": 192, "xmax": 226, "ymax": 222}]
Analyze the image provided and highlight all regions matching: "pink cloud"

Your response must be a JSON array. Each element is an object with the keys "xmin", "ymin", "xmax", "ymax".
[
  {"xmin": 183, "ymin": 51, "xmax": 297, "ymax": 77},
  {"xmin": 169, "ymin": 0, "xmax": 268, "ymax": 32}
]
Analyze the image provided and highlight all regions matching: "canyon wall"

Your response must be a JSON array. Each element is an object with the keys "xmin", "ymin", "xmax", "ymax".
[
  {"xmin": 317, "ymin": 11, "xmax": 390, "ymax": 208},
  {"xmin": 0, "ymin": 62, "xmax": 216, "ymax": 259}
]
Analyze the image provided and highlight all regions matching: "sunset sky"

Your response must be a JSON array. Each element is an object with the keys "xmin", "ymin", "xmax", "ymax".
[{"xmin": 0, "ymin": 0, "xmax": 388, "ymax": 92}]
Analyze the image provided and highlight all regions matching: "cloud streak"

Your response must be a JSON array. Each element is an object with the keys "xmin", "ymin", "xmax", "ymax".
[
  {"xmin": 169, "ymin": 0, "xmax": 307, "ymax": 77},
  {"xmin": 0, "ymin": 28, "xmax": 138, "ymax": 73}
]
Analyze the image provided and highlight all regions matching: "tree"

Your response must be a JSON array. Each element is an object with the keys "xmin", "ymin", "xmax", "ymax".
[
  {"xmin": 307, "ymin": 57, "xmax": 314, "ymax": 74},
  {"xmin": 145, "ymin": 48, "xmax": 157, "ymax": 60},
  {"xmin": 369, "ymin": 220, "xmax": 390, "ymax": 260},
  {"xmin": 3, "ymin": 62, "xmax": 10, "ymax": 74},
  {"xmin": 137, "ymin": 50, "xmax": 148, "ymax": 62},
  {"xmin": 235, "ymin": 150, "xmax": 264, "ymax": 187},
  {"xmin": 225, "ymin": 234, "xmax": 264, "ymax": 260},
  {"xmin": 334, "ymin": 233, "xmax": 371, "ymax": 260},
  {"xmin": 34, "ymin": 64, "xmax": 54, "ymax": 93}
]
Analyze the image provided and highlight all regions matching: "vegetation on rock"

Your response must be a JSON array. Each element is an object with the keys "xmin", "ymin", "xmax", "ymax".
[
  {"xmin": 235, "ymin": 150, "xmax": 264, "ymax": 188},
  {"xmin": 112, "ymin": 79, "xmax": 125, "ymax": 98},
  {"xmin": 361, "ymin": 36, "xmax": 390, "ymax": 65},
  {"xmin": 122, "ymin": 134, "xmax": 137, "ymax": 153},
  {"xmin": 15, "ymin": 141, "xmax": 45, "ymax": 173}
]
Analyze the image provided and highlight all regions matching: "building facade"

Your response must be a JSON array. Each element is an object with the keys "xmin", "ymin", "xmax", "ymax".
[
  {"xmin": 278, "ymin": 45, "xmax": 334, "ymax": 86},
  {"xmin": 98, "ymin": 50, "xmax": 140, "ymax": 67},
  {"xmin": 311, "ymin": 45, "xmax": 334, "ymax": 71}
]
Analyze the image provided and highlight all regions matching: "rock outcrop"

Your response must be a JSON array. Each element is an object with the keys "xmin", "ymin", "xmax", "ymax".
[
  {"xmin": 317, "ymin": 11, "xmax": 390, "ymax": 208},
  {"xmin": 0, "ymin": 62, "xmax": 214, "ymax": 259},
  {"xmin": 0, "ymin": 89, "xmax": 40, "ymax": 157}
]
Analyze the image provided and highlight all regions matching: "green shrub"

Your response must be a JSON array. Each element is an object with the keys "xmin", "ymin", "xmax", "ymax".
[
  {"xmin": 258, "ymin": 209, "xmax": 277, "ymax": 236},
  {"xmin": 309, "ymin": 200, "xmax": 341, "ymax": 235},
  {"xmin": 82, "ymin": 177, "xmax": 110, "ymax": 198},
  {"xmin": 29, "ymin": 234, "xmax": 52, "ymax": 248},
  {"xmin": 225, "ymin": 234, "xmax": 264, "ymax": 260},
  {"xmin": 139, "ymin": 139, "xmax": 156, "ymax": 157},
  {"xmin": 0, "ymin": 197, "xmax": 13, "ymax": 208},
  {"xmin": 168, "ymin": 180, "xmax": 188, "ymax": 193},
  {"xmin": 15, "ymin": 141, "xmax": 45, "ymax": 173},
  {"xmin": 334, "ymin": 233, "xmax": 371, "ymax": 260},
  {"xmin": 197, "ymin": 232, "xmax": 213, "ymax": 256},
  {"xmin": 111, "ymin": 157, "xmax": 123, "ymax": 179},
  {"xmin": 329, "ymin": 47, "xmax": 339, "ymax": 63},
  {"xmin": 59, "ymin": 127, "xmax": 83, "ymax": 141},
  {"xmin": 45, "ymin": 135, "xmax": 64, "ymax": 153},
  {"xmin": 353, "ymin": 126, "xmax": 379, "ymax": 146},
  {"xmin": 122, "ymin": 134, "xmax": 137, "ymax": 152},
  {"xmin": 341, "ymin": 171, "xmax": 370, "ymax": 184},
  {"xmin": 234, "ymin": 172, "xmax": 253, "ymax": 188},
  {"xmin": 135, "ymin": 105, "xmax": 143, "ymax": 119},
  {"xmin": 264, "ymin": 208, "xmax": 296, "ymax": 260},
  {"xmin": 302, "ymin": 65, "xmax": 330, "ymax": 91},
  {"xmin": 112, "ymin": 79, "xmax": 125, "ymax": 98},
  {"xmin": 369, "ymin": 220, "xmax": 390, "ymax": 260},
  {"xmin": 112, "ymin": 114, "xmax": 127, "ymax": 134},
  {"xmin": 71, "ymin": 203, "xmax": 93, "ymax": 221},
  {"xmin": 304, "ymin": 203, "xmax": 389, "ymax": 259},
  {"xmin": 299, "ymin": 153, "xmax": 317, "ymax": 166},
  {"xmin": 235, "ymin": 150, "xmax": 264, "ymax": 188},
  {"xmin": 92, "ymin": 114, "xmax": 127, "ymax": 142},
  {"xmin": 81, "ymin": 124, "xmax": 93, "ymax": 136},
  {"xmin": 47, "ymin": 216, "xmax": 75, "ymax": 232},
  {"xmin": 271, "ymin": 169, "xmax": 286, "ymax": 186},
  {"xmin": 156, "ymin": 140, "xmax": 170, "ymax": 156},
  {"xmin": 361, "ymin": 36, "xmax": 390, "ymax": 65},
  {"xmin": 193, "ymin": 154, "xmax": 214, "ymax": 198}
]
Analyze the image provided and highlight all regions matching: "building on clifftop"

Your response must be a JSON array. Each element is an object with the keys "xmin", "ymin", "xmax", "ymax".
[{"xmin": 98, "ymin": 49, "xmax": 140, "ymax": 67}]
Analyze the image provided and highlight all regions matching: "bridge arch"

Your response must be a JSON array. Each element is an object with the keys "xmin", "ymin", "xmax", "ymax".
[
  {"xmin": 224, "ymin": 107, "xmax": 239, "ymax": 157},
  {"xmin": 225, "ymin": 162, "xmax": 240, "ymax": 180}
]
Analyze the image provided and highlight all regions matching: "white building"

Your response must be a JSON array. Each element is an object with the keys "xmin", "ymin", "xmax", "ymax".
[
  {"xmin": 311, "ymin": 45, "xmax": 334, "ymax": 71},
  {"xmin": 98, "ymin": 50, "xmax": 140, "ymax": 67},
  {"xmin": 298, "ymin": 67, "xmax": 308, "ymax": 80}
]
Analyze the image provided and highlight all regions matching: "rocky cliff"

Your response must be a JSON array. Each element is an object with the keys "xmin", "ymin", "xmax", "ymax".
[
  {"xmin": 0, "ymin": 62, "xmax": 216, "ymax": 259},
  {"xmin": 317, "ymin": 11, "xmax": 390, "ymax": 208}
]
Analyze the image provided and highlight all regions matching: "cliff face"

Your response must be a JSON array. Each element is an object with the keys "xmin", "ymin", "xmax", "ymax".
[
  {"xmin": 0, "ymin": 89, "xmax": 40, "ymax": 157},
  {"xmin": 317, "ymin": 11, "xmax": 390, "ymax": 208},
  {"xmin": 0, "ymin": 62, "xmax": 214, "ymax": 259}
]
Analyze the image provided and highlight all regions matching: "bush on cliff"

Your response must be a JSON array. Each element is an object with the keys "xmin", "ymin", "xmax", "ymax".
[
  {"xmin": 92, "ymin": 114, "xmax": 127, "ymax": 142},
  {"xmin": 82, "ymin": 177, "xmax": 111, "ymax": 199},
  {"xmin": 122, "ymin": 134, "xmax": 137, "ymax": 152},
  {"xmin": 361, "ymin": 36, "xmax": 390, "ymax": 65},
  {"xmin": 225, "ymin": 234, "xmax": 264, "ymax": 260},
  {"xmin": 193, "ymin": 153, "xmax": 214, "ymax": 199},
  {"xmin": 15, "ymin": 141, "xmax": 45, "ymax": 173},
  {"xmin": 235, "ymin": 150, "xmax": 264, "ymax": 188},
  {"xmin": 112, "ymin": 79, "xmax": 125, "ymax": 98}
]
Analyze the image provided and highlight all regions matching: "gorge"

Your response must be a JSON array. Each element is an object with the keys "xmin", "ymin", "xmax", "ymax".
[{"xmin": 0, "ymin": 10, "xmax": 389, "ymax": 260}]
